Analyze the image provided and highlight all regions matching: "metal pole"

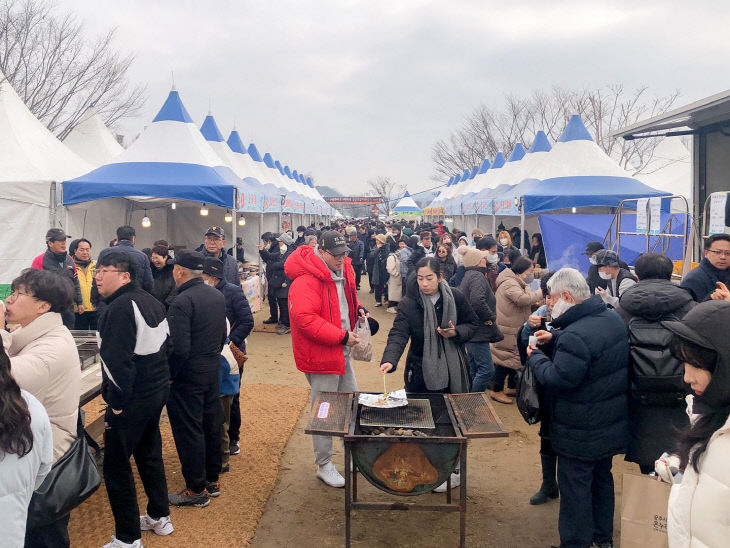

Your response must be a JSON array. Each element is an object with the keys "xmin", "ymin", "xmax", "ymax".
[
  {"xmin": 258, "ymin": 212, "xmax": 264, "ymax": 274},
  {"xmin": 231, "ymin": 189, "xmax": 237, "ymax": 266},
  {"xmin": 492, "ymin": 213, "xmax": 496, "ymax": 237},
  {"xmin": 520, "ymin": 198, "xmax": 525, "ymax": 253}
]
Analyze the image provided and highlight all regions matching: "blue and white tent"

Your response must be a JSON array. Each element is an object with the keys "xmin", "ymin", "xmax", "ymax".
[
  {"xmin": 63, "ymin": 90, "xmax": 239, "ymax": 208},
  {"xmin": 392, "ymin": 191, "xmax": 422, "ymax": 216}
]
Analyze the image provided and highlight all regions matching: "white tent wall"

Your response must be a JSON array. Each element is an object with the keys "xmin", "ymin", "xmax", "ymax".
[
  {"xmin": 64, "ymin": 198, "xmax": 129, "ymax": 250},
  {"xmin": 0, "ymin": 197, "xmax": 52, "ymax": 286}
]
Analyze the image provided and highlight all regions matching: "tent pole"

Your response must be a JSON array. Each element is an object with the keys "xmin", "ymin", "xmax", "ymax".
[
  {"xmin": 474, "ymin": 213, "xmax": 478, "ymax": 230},
  {"xmin": 231, "ymin": 188, "xmax": 237, "ymax": 270},
  {"xmin": 259, "ymin": 212, "xmax": 264, "ymax": 274},
  {"xmin": 492, "ymin": 214, "xmax": 496, "ymax": 237},
  {"xmin": 520, "ymin": 198, "xmax": 525, "ymax": 253}
]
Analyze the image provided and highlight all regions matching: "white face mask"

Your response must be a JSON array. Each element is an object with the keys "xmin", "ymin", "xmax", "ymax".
[
  {"xmin": 486, "ymin": 253, "xmax": 499, "ymax": 264},
  {"xmin": 598, "ymin": 271, "xmax": 612, "ymax": 280},
  {"xmin": 500, "ymin": 239, "xmax": 509, "ymax": 246},
  {"xmin": 589, "ymin": 256, "xmax": 598, "ymax": 265},
  {"xmin": 204, "ymin": 279, "xmax": 216, "ymax": 287},
  {"xmin": 551, "ymin": 298, "xmax": 575, "ymax": 319},
  {"xmin": 279, "ymin": 244, "xmax": 288, "ymax": 253},
  {"xmin": 297, "ymin": 231, "xmax": 304, "ymax": 237}
]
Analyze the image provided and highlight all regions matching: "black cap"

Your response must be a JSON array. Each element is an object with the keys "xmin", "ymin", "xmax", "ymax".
[
  {"xmin": 175, "ymin": 250, "xmax": 205, "ymax": 270},
  {"xmin": 46, "ymin": 227, "xmax": 69, "ymax": 241},
  {"xmin": 593, "ymin": 249, "xmax": 620, "ymax": 267},
  {"xmin": 206, "ymin": 226, "xmax": 225, "ymax": 238},
  {"xmin": 319, "ymin": 230, "xmax": 349, "ymax": 255},
  {"xmin": 236, "ymin": 237, "xmax": 242, "ymax": 244},
  {"xmin": 203, "ymin": 257, "xmax": 224, "ymax": 278},
  {"xmin": 583, "ymin": 241, "xmax": 604, "ymax": 255},
  {"xmin": 420, "ymin": 230, "xmax": 432, "ymax": 238}
]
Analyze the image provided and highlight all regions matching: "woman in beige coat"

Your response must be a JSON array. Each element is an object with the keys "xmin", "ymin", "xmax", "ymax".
[
  {"xmin": 386, "ymin": 241, "xmax": 403, "ymax": 313},
  {"xmin": 491, "ymin": 256, "xmax": 543, "ymax": 404},
  {"xmin": 1, "ymin": 269, "xmax": 80, "ymax": 545}
]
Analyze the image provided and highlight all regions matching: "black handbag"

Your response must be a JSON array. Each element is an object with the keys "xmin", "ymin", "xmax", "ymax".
[{"xmin": 26, "ymin": 411, "xmax": 101, "ymax": 527}]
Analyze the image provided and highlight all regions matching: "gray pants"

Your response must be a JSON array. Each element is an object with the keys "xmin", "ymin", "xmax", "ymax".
[{"xmin": 304, "ymin": 356, "xmax": 358, "ymax": 466}]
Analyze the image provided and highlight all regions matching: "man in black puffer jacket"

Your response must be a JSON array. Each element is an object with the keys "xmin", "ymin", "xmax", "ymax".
[
  {"xmin": 527, "ymin": 267, "xmax": 628, "ymax": 548},
  {"xmin": 615, "ymin": 253, "xmax": 694, "ymax": 474},
  {"xmin": 166, "ymin": 250, "xmax": 227, "ymax": 508},
  {"xmin": 95, "ymin": 249, "xmax": 173, "ymax": 544}
]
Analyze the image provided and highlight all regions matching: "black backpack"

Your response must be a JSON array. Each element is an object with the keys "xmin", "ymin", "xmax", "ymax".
[{"xmin": 627, "ymin": 314, "xmax": 687, "ymax": 406}]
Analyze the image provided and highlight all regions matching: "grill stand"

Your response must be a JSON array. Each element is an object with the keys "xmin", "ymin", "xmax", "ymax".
[{"xmin": 344, "ymin": 395, "xmax": 469, "ymax": 548}]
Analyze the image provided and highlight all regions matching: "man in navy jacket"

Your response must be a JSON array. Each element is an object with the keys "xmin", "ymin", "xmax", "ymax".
[
  {"xmin": 527, "ymin": 267, "xmax": 628, "ymax": 548},
  {"xmin": 681, "ymin": 234, "xmax": 730, "ymax": 302}
]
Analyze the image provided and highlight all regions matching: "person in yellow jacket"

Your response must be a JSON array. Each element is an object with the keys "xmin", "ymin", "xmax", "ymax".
[{"xmin": 70, "ymin": 238, "xmax": 99, "ymax": 330}]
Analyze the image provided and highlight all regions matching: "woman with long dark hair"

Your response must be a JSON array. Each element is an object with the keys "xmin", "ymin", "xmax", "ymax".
[
  {"xmin": 150, "ymin": 241, "xmax": 177, "ymax": 309},
  {"xmin": 436, "ymin": 243, "xmax": 457, "ymax": 283},
  {"xmin": 529, "ymin": 233, "xmax": 547, "ymax": 269},
  {"xmin": 0, "ymin": 344, "xmax": 54, "ymax": 548},
  {"xmin": 662, "ymin": 301, "xmax": 730, "ymax": 547}
]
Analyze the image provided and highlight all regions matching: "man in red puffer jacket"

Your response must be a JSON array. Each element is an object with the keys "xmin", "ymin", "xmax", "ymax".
[{"xmin": 285, "ymin": 230, "xmax": 367, "ymax": 488}]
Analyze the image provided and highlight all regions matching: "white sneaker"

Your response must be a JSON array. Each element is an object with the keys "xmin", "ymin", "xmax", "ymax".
[
  {"xmin": 101, "ymin": 537, "xmax": 143, "ymax": 548},
  {"xmin": 317, "ymin": 461, "xmax": 346, "ymax": 488},
  {"xmin": 433, "ymin": 472, "xmax": 460, "ymax": 492},
  {"xmin": 386, "ymin": 307, "xmax": 397, "ymax": 314},
  {"xmin": 140, "ymin": 514, "xmax": 174, "ymax": 536}
]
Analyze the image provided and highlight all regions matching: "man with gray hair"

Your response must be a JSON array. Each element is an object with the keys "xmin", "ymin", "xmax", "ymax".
[
  {"xmin": 166, "ymin": 250, "xmax": 227, "ymax": 508},
  {"xmin": 526, "ymin": 267, "xmax": 629, "ymax": 548}
]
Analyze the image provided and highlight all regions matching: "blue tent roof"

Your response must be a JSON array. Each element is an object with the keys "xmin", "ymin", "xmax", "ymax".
[
  {"xmin": 559, "ymin": 115, "xmax": 593, "ymax": 142},
  {"xmin": 152, "ymin": 90, "xmax": 193, "ymax": 123},
  {"xmin": 200, "ymin": 115, "xmax": 224, "ymax": 142},
  {"xmin": 492, "ymin": 152, "xmax": 506, "ymax": 169},
  {"xmin": 404, "ymin": 191, "xmax": 411, "ymax": 197},
  {"xmin": 306, "ymin": 177, "xmax": 314, "ymax": 188},
  {"xmin": 227, "ymin": 130, "xmax": 248, "ymax": 154},
  {"xmin": 478, "ymin": 158, "xmax": 491, "ymax": 174},
  {"xmin": 508, "ymin": 143, "xmax": 526, "ymax": 162},
  {"xmin": 63, "ymin": 90, "xmax": 237, "ymax": 207},
  {"xmin": 461, "ymin": 169, "xmax": 470, "ymax": 181},
  {"xmin": 529, "ymin": 131, "xmax": 552, "ymax": 153},
  {"xmin": 284, "ymin": 165, "xmax": 292, "ymax": 178},
  {"xmin": 262, "ymin": 152, "xmax": 275, "ymax": 168},
  {"xmin": 247, "ymin": 143, "xmax": 263, "ymax": 161},
  {"xmin": 469, "ymin": 165, "xmax": 479, "ymax": 179}
]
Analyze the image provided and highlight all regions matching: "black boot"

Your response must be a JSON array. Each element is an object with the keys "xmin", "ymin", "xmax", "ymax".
[{"xmin": 530, "ymin": 453, "xmax": 559, "ymax": 505}]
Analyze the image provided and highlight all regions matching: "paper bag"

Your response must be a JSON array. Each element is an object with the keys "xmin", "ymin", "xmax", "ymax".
[{"xmin": 620, "ymin": 473, "xmax": 671, "ymax": 548}]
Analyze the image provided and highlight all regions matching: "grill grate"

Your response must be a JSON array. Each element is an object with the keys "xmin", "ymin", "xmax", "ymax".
[
  {"xmin": 305, "ymin": 391, "xmax": 353, "ymax": 436},
  {"xmin": 447, "ymin": 393, "xmax": 508, "ymax": 438},
  {"xmin": 360, "ymin": 399, "xmax": 435, "ymax": 429}
]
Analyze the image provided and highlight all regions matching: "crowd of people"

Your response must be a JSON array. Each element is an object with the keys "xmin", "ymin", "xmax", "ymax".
[{"xmin": 3, "ymin": 213, "xmax": 730, "ymax": 548}]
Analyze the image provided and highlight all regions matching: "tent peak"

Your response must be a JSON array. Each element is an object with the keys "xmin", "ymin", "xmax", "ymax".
[
  {"xmin": 152, "ymin": 90, "xmax": 193, "ymax": 123},
  {"xmin": 529, "ymin": 131, "xmax": 552, "ymax": 153},
  {"xmin": 247, "ymin": 142, "xmax": 262, "ymax": 162},
  {"xmin": 200, "ymin": 114, "xmax": 224, "ymax": 143},
  {"xmin": 478, "ymin": 158, "xmax": 491, "ymax": 174},
  {"xmin": 227, "ymin": 130, "xmax": 247, "ymax": 154},
  {"xmin": 559, "ymin": 114, "xmax": 593, "ymax": 143},
  {"xmin": 508, "ymin": 143, "xmax": 526, "ymax": 162},
  {"xmin": 492, "ymin": 151, "xmax": 506, "ymax": 169}
]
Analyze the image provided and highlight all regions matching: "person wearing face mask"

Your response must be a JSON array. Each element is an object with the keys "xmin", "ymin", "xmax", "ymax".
[
  {"xmin": 661, "ymin": 301, "xmax": 730, "ymax": 548},
  {"xmin": 497, "ymin": 230, "xmax": 517, "ymax": 255},
  {"xmin": 294, "ymin": 226, "xmax": 307, "ymax": 248},
  {"xmin": 593, "ymin": 249, "xmax": 637, "ymax": 308},
  {"xmin": 30, "ymin": 228, "xmax": 83, "ymax": 329},
  {"xmin": 450, "ymin": 236, "xmax": 500, "ymax": 289},
  {"xmin": 491, "ymin": 256, "xmax": 543, "ymax": 404},
  {"xmin": 583, "ymin": 241, "xmax": 630, "ymax": 294},
  {"xmin": 268, "ymin": 233, "xmax": 295, "ymax": 335},
  {"xmin": 526, "ymin": 268, "xmax": 629, "ymax": 548}
]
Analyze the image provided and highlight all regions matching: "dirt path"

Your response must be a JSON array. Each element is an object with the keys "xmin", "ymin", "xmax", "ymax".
[{"xmin": 246, "ymin": 285, "xmax": 638, "ymax": 548}]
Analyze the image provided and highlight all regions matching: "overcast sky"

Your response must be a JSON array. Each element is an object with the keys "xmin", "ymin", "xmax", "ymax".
[{"xmin": 64, "ymin": 0, "xmax": 730, "ymax": 196}]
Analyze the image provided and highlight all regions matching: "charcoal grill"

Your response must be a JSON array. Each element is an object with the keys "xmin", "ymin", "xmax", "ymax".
[
  {"xmin": 306, "ymin": 391, "xmax": 507, "ymax": 547},
  {"xmin": 71, "ymin": 330, "xmax": 100, "ymax": 371}
]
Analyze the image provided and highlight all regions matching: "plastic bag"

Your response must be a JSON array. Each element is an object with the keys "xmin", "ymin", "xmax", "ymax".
[
  {"xmin": 516, "ymin": 363, "xmax": 541, "ymax": 425},
  {"xmin": 351, "ymin": 317, "xmax": 373, "ymax": 362}
]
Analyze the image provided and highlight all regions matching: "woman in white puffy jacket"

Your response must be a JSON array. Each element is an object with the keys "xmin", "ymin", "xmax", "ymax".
[{"xmin": 663, "ymin": 301, "xmax": 730, "ymax": 548}]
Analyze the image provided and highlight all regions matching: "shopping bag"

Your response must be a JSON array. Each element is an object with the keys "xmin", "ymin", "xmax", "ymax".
[
  {"xmin": 516, "ymin": 363, "xmax": 541, "ymax": 425},
  {"xmin": 620, "ymin": 473, "xmax": 671, "ymax": 548},
  {"xmin": 351, "ymin": 317, "xmax": 373, "ymax": 362}
]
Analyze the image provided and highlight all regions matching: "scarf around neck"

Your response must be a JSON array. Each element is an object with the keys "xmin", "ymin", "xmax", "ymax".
[{"xmin": 419, "ymin": 280, "xmax": 467, "ymax": 392}]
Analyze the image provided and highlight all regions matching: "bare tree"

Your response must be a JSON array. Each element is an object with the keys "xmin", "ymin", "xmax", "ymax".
[
  {"xmin": 367, "ymin": 175, "xmax": 405, "ymax": 215},
  {"xmin": 431, "ymin": 85, "xmax": 681, "ymax": 181},
  {"xmin": 0, "ymin": 0, "xmax": 146, "ymax": 138}
]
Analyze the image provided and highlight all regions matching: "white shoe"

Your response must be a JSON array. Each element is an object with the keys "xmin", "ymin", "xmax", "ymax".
[
  {"xmin": 386, "ymin": 307, "xmax": 397, "ymax": 314},
  {"xmin": 317, "ymin": 461, "xmax": 345, "ymax": 488},
  {"xmin": 140, "ymin": 514, "xmax": 174, "ymax": 536},
  {"xmin": 433, "ymin": 472, "xmax": 460, "ymax": 492},
  {"xmin": 101, "ymin": 537, "xmax": 143, "ymax": 548}
]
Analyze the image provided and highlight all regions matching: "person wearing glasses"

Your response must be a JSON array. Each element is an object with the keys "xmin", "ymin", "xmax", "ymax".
[
  {"xmin": 201, "ymin": 226, "xmax": 240, "ymax": 287},
  {"xmin": 681, "ymin": 234, "xmax": 730, "ymax": 302},
  {"xmin": 0, "ymin": 268, "xmax": 80, "ymax": 546},
  {"xmin": 94, "ymin": 250, "xmax": 174, "ymax": 548},
  {"xmin": 285, "ymin": 230, "xmax": 368, "ymax": 488}
]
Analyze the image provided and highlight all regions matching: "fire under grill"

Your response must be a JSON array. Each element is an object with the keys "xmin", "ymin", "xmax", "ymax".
[{"xmin": 359, "ymin": 398, "xmax": 435, "ymax": 430}]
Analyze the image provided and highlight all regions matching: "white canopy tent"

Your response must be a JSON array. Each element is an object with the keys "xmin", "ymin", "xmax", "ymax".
[
  {"xmin": 0, "ymin": 70, "xmax": 92, "ymax": 285},
  {"xmin": 63, "ymin": 106, "xmax": 124, "ymax": 166}
]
